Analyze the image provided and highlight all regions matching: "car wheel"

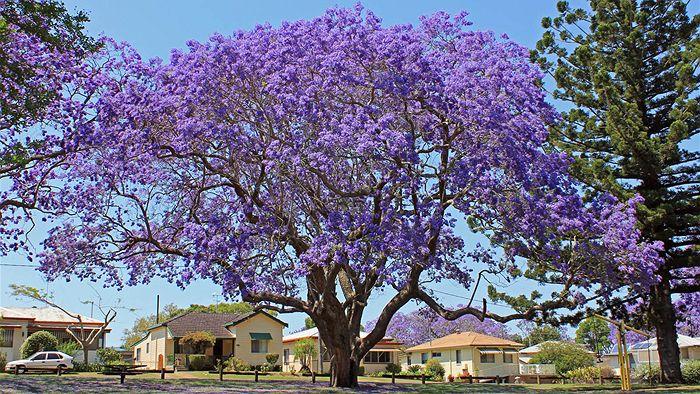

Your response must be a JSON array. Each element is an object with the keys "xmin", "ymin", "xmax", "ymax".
[{"xmin": 15, "ymin": 365, "xmax": 27, "ymax": 374}]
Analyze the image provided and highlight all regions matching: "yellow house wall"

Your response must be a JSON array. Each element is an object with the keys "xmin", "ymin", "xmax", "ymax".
[
  {"xmin": 230, "ymin": 314, "xmax": 284, "ymax": 366},
  {"xmin": 133, "ymin": 326, "xmax": 169, "ymax": 369},
  {"xmin": 0, "ymin": 324, "xmax": 27, "ymax": 361},
  {"xmin": 402, "ymin": 346, "xmax": 518, "ymax": 381}
]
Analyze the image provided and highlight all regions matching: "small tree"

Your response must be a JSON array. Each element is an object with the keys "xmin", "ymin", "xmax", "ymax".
[
  {"xmin": 424, "ymin": 358, "xmax": 445, "ymax": 381},
  {"xmin": 265, "ymin": 353, "xmax": 279, "ymax": 366},
  {"xmin": 179, "ymin": 331, "xmax": 215, "ymax": 354},
  {"xmin": 304, "ymin": 317, "xmax": 316, "ymax": 329},
  {"xmin": 530, "ymin": 342, "xmax": 595, "ymax": 376},
  {"xmin": 56, "ymin": 341, "xmax": 81, "ymax": 357},
  {"xmin": 11, "ymin": 285, "xmax": 116, "ymax": 366},
  {"xmin": 575, "ymin": 317, "xmax": 612, "ymax": 356},
  {"xmin": 20, "ymin": 331, "xmax": 58, "ymax": 358},
  {"xmin": 293, "ymin": 338, "xmax": 317, "ymax": 372}
]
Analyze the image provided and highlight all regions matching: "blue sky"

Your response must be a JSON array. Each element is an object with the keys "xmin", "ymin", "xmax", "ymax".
[{"xmin": 2, "ymin": 0, "xmax": 679, "ymax": 347}]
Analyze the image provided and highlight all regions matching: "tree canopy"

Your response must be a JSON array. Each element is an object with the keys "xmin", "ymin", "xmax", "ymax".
[
  {"xmin": 513, "ymin": 322, "xmax": 567, "ymax": 347},
  {"xmin": 575, "ymin": 317, "xmax": 612, "ymax": 354}
]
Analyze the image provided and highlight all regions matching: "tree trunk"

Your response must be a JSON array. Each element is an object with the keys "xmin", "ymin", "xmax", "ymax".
[
  {"xmin": 315, "ymin": 309, "xmax": 361, "ymax": 388},
  {"xmin": 330, "ymin": 353, "xmax": 359, "ymax": 388},
  {"xmin": 649, "ymin": 276, "xmax": 683, "ymax": 383},
  {"xmin": 83, "ymin": 344, "xmax": 89, "ymax": 366}
]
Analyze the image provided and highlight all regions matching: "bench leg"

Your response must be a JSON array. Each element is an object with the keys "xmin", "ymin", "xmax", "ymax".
[{"xmin": 120, "ymin": 373, "xmax": 125, "ymax": 384}]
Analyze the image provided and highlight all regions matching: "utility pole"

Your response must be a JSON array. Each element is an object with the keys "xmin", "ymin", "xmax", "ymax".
[
  {"xmin": 156, "ymin": 294, "xmax": 160, "ymax": 323},
  {"xmin": 212, "ymin": 293, "xmax": 221, "ymax": 313},
  {"xmin": 81, "ymin": 300, "xmax": 95, "ymax": 318}
]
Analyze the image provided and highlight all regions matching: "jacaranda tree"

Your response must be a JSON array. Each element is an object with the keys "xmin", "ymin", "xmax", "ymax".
[
  {"xmin": 0, "ymin": 0, "xmax": 109, "ymax": 256},
  {"xmin": 32, "ymin": 8, "xmax": 662, "ymax": 387}
]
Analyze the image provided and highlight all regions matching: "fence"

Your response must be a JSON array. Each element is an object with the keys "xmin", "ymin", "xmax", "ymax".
[{"xmin": 519, "ymin": 364, "xmax": 556, "ymax": 376}]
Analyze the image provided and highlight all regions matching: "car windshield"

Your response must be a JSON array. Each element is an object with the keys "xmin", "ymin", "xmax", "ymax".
[{"xmin": 30, "ymin": 353, "xmax": 46, "ymax": 361}]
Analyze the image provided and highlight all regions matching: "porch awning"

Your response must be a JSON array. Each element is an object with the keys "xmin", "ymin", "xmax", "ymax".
[
  {"xmin": 503, "ymin": 348, "xmax": 519, "ymax": 354},
  {"xmin": 250, "ymin": 332, "xmax": 273, "ymax": 340},
  {"xmin": 478, "ymin": 347, "xmax": 502, "ymax": 355}
]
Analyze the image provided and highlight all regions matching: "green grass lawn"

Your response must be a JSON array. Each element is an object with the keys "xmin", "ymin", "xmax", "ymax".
[{"xmin": 1, "ymin": 372, "xmax": 699, "ymax": 393}]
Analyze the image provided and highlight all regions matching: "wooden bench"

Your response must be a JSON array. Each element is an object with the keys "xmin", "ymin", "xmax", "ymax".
[
  {"xmin": 458, "ymin": 375, "xmax": 508, "ymax": 384},
  {"xmin": 102, "ymin": 364, "xmax": 146, "ymax": 384}
]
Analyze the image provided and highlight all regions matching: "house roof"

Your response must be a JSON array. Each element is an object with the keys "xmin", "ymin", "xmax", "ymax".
[
  {"xmin": 0, "ymin": 306, "xmax": 105, "ymax": 326},
  {"xmin": 624, "ymin": 334, "xmax": 700, "ymax": 353},
  {"xmin": 406, "ymin": 332, "xmax": 523, "ymax": 352},
  {"xmin": 153, "ymin": 311, "xmax": 286, "ymax": 338},
  {"xmin": 282, "ymin": 327, "xmax": 399, "ymax": 345}
]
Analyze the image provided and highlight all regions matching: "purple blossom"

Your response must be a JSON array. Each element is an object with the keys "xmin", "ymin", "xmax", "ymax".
[{"xmin": 366, "ymin": 307, "xmax": 513, "ymax": 347}]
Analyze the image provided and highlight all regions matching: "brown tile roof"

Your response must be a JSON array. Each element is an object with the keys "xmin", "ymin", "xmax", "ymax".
[
  {"xmin": 160, "ymin": 311, "xmax": 252, "ymax": 338},
  {"xmin": 406, "ymin": 332, "xmax": 524, "ymax": 352}
]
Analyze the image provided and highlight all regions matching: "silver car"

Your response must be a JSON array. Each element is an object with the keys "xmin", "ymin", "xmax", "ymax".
[{"xmin": 5, "ymin": 351, "xmax": 73, "ymax": 373}]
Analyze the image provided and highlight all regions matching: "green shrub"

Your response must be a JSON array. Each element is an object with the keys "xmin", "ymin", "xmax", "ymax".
[
  {"xmin": 424, "ymin": 358, "xmax": 445, "ymax": 381},
  {"xmin": 530, "ymin": 342, "xmax": 595, "ymax": 376},
  {"xmin": 265, "ymin": 353, "xmax": 279, "ymax": 365},
  {"xmin": 96, "ymin": 347, "xmax": 122, "ymax": 365},
  {"xmin": 73, "ymin": 361, "xmax": 104, "ymax": 372},
  {"xmin": 682, "ymin": 360, "xmax": 700, "ymax": 384},
  {"xmin": 566, "ymin": 366, "xmax": 612, "ymax": 383},
  {"xmin": 224, "ymin": 356, "xmax": 251, "ymax": 371},
  {"xmin": 407, "ymin": 364, "xmax": 422, "ymax": 374},
  {"xmin": 188, "ymin": 354, "xmax": 213, "ymax": 371},
  {"xmin": 633, "ymin": 364, "xmax": 661, "ymax": 383},
  {"xmin": 20, "ymin": 331, "xmax": 58, "ymax": 358},
  {"xmin": 385, "ymin": 362, "xmax": 401, "ymax": 374},
  {"xmin": 358, "ymin": 365, "xmax": 365, "ymax": 376},
  {"xmin": 0, "ymin": 352, "xmax": 6, "ymax": 371},
  {"xmin": 56, "ymin": 341, "xmax": 81, "ymax": 357}
]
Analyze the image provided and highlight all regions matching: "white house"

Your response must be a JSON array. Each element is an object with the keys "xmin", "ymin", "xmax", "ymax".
[
  {"xmin": 602, "ymin": 334, "xmax": 700, "ymax": 375},
  {"xmin": 0, "ymin": 306, "xmax": 109, "ymax": 363}
]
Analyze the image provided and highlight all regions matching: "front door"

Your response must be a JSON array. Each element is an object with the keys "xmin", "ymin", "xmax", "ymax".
[{"xmin": 213, "ymin": 339, "xmax": 223, "ymax": 361}]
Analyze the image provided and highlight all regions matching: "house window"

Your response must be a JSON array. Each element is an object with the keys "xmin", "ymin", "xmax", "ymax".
[
  {"xmin": 407, "ymin": 353, "xmax": 412, "ymax": 366},
  {"xmin": 480, "ymin": 353, "xmax": 495, "ymax": 363},
  {"xmin": 503, "ymin": 353, "xmax": 514, "ymax": 363},
  {"xmin": 251, "ymin": 340, "xmax": 268, "ymax": 353},
  {"xmin": 146, "ymin": 343, "xmax": 149, "ymax": 353},
  {"xmin": 431, "ymin": 352, "xmax": 441, "ymax": 358},
  {"xmin": 456, "ymin": 350, "xmax": 461, "ymax": 363},
  {"xmin": 283, "ymin": 349, "xmax": 290, "ymax": 364},
  {"xmin": 363, "ymin": 351, "xmax": 390, "ymax": 363},
  {"xmin": 421, "ymin": 353, "xmax": 428, "ymax": 363},
  {"xmin": 0, "ymin": 329, "xmax": 13, "ymax": 347},
  {"xmin": 136, "ymin": 348, "xmax": 141, "ymax": 361}
]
